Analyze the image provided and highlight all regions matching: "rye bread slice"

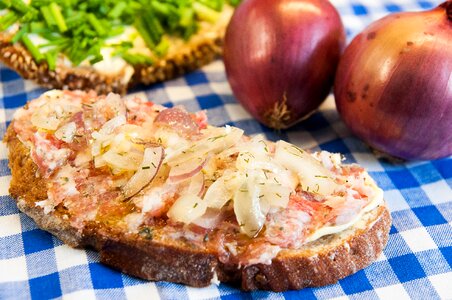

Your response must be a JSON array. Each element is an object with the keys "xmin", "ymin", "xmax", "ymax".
[
  {"xmin": 0, "ymin": 10, "xmax": 229, "ymax": 95},
  {"xmin": 4, "ymin": 124, "xmax": 391, "ymax": 291}
]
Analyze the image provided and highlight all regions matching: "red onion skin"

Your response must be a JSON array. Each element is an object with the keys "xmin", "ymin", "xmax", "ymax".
[
  {"xmin": 334, "ymin": 2, "xmax": 452, "ymax": 160},
  {"xmin": 224, "ymin": 0, "xmax": 345, "ymax": 129}
]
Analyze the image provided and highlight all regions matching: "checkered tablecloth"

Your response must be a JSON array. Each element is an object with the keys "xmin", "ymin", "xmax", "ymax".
[{"xmin": 0, "ymin": 0, "xmax": 451, "ymax": 299}]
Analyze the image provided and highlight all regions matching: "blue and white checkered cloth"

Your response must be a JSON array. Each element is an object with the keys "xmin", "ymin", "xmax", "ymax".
[{"xmin": 1, "ymin": 0, "xmax": 451, "ymax": 299}]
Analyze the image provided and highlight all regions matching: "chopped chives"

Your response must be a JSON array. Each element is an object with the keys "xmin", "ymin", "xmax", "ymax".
[
  {"xmin": 21, "ymin": 34, "xmax": 44, "ymax": 62},
  {"xmin": 193, "ymin": 2, "xmax": 220, "ymax": 23},
  {"xmin": 3, "ymin": 0, "xmax": 242, "ymax": 66},
  {"xmin": 49, "ymin": 2, "xmax": 67, "ymax": 32},
  {"xmin": 45, "ymin": 50, "xmax": 57, "ymax": 70},
  {"xmin": 87, "ymin": 13, "xmax": 106, "ymax": 36},
  {"xmin": 108, "ymin": 2, "xmax": 127, "ymax": 19},
  {"xmin": 40, "ymin": 6, "xmax": 55, "ymax": 27},
  {"xmin": 11, "ymin": 23, "xmax": 28, "ymax": 43}
]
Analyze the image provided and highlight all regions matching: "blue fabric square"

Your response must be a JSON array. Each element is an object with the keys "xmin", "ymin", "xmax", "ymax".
[
  {"xmin": 412, "ymin": 206, "xmax": 447, "ymax": 227},
  {"xmin": 440, "ymin": 247, "xmax": 452, "ymax": 268},
  {"xmin": 29, "ymin": 272, "xmax": 62, "ymax": 299},
  {"xmin": 283, "ymin": 288, "xmax": 317, "ymax": 299},
  {"xmin": 390, "ymin": 225, "xmax": 398, "ymax": 234},
  {"xmin": 220, "ymin": 293, "xmax": 252, "ymax": 299},
  {"xmin": 0, "ymin": 68, "xmax": 20, "ymax": 82},
  {"xmin": 0, "ymin": 196, "xmax": 20, "ymax": 216},
  {"xmin": 2, "ymin": 92, "xmax": 28, "ymax": 109},
  {"xmin": 432, "ymin": 158, "xmax": 452, "ymax": 179},
  {"xmin": 89, "ymin": 263, "xmax": 124, "ymax": 289},
  {"xmin": 185, "ymin": 71, "xmax": 209, "ymax": 85},
  {"xmin": 0, "ymin": 159, "xmax": 11, "ymax": 176},
  {"xmin": 385, "ymin": 4, "xmax": 401, "ymax": 12},
  {"xmin": 417, "ymin": 1, "xmax": 435, "ymax": 9},
  {"xmin": 387, "ymin": 169, "xmax": 419, "ymax": 189},
  {"xmin": 155, "ymin": 281, "xmax": 189, "ymax": 299},
  {"xmin": 384, "ymin": 233, "xmax": 414, "ymax": 258},
  {"xmin": 320, "ymin": 139, "xmax": 350, "ymax": 154},
  {"xmin": 0, "ymin": 281, "xmax": 30, "ymax": 299},
  {"xmin": 388, "ymin": 254, "xmax": 426, "ymax": 282},
  {"xmin": 340, "ymin": 269, "xmax": 373, "ymax": 294},
  {"xmin": 22, "ymin": 229, "xmax": 55, "ymax": 255},
  {"xmin": 352, "ymin": 4, "xmax": 368, "ymax": 15},
  {"xmin": 409, "ymin": 163, "xmax": 443, "ymax": 185},
  {"xmin": 0, "ymin": 234, "xmax": 24, "ymax": 259},
  {"xmin": 295, "ymin": 113, "xmax": 330, "ymax": 131},
  {"xmin": 197, "ymin": 94, "xmax": 224, "ymax": 109}
]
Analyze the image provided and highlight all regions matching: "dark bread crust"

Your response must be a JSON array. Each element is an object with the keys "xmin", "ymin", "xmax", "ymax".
[
  {"xmin": 0, "ymin": 32, "xmax": 223, "ymax": 95},
  {"xmin": 4, "ymin": 124, "xmax": 391, "ymax": 291}
]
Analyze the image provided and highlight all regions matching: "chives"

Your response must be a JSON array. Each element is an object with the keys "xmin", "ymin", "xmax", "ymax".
[
  {"xmin": 45, "ymin": 50, "xmax": 57, "ymax": 70},
  {"xmin": 2, "ymin": 0, "xmax": 242, "ymax": 66},
  {"xmin": 40, "ymin": 6, "xmax": 55, "ymax": 27},
  {"xmin": 49, "ymin": 2, "xmax": 67, "ymax": 32},
  {"xmin": 11, "ymin": 23, "xmax": 28, "ymax": 43},
  {"xmin": 108, "ymin": 2, "xmax": 127, "ymax": 19},
  {"xmin": 87, "ymin": 13, "xmax": 106, "ymax": 36},
  {"xmin": 21, "ymin": 34, "xmax": 44, "ymax": 62}
]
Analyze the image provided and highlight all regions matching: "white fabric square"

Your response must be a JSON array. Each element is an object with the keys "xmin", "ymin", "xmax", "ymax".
[
  {"xmin": 352, "ymin": 153, "xmax": 385, "ymax": 172},
  {"xmin": 165, "ymin": 86, "xmax": 195, "ymax": 102},
  {"xmin": 0, "ymin": 255, "xmax": 28, "ymax": 282},
  {"xmin": 0, "ymin": 176, "xmax": 11, "ymax": 196},
  {"xmin": 422, "ymin": 181, "xmax": 452, "ymax": 205},
  {"xmin": 400, "ymin": 227, "xmax": 437, "ymax": 253},
  {"xmin": 429, "ymin": 273, "xmax": 452, "ymax": 299},
  {"xmin": 124, "ymin": 283, "xmax": 160, "ymax": 300},
  {"xmin": 224, "ymin": 104, "xmax": 251, "ymax": 122},
  {"xmin": 0, "ymin": 140, "xmax": 7, "ymax": 160},
  {"xmin": 0, "ymin": 214, "xmax": 22, "ymax": 238},
  {"xmin": 375, "ymin": 283, "xmax": 410, "ymax": 299},
  {"xmin": 54, "ymin": 245, "xmax": 88, "ymax": 271},
  {"xmin": 209, "ymin": 82, "xmax": 233, "ymax": 95},
  {"xmin": 186, "ymin": 284, "xmax": 222, "ymax": 300},
  {"xmin": 384, "ymin": 189, "xmax": 410, "ymax": 212},
  {"xmin": 63, "ymin": 289, "xmax": 97, "ymax": 300}
]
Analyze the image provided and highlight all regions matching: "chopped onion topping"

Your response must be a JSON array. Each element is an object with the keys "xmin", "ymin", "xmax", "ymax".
[
  {"xmin": 167, "ymin": 194, "xmax": 207, "ymax": 224},
  {"xmin": 233, "ymin": 181, "xmax": 265, "ymax": 237},
  {"xmin": 274, "ymin": 140, "xmax": 339, "ymax": 195},
  {"xmin": 54, "ymin": 122, "xmax": 77, "ymax": 143},
  {"xmin": 121, "ymin": 146, "xmax": 164, "ymax": 199}
]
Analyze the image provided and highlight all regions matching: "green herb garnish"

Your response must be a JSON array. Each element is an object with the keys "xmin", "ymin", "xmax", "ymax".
[{"xmin": 3, "ymin": 0, "xmax": 242, "ymax": 68}]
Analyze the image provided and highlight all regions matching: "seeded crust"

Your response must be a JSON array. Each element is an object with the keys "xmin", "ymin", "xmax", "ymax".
[
  {"xmin": 4, "ymin": 125, "xmax": 391, "ymax": 291},
  {"xmin": 0, "ymin": 28, "xmax": 223, "ymax": 95}
]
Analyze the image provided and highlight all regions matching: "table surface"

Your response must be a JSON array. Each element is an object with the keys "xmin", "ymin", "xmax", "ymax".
[{"xmin": 0, "ymin": 0, "xmax": 451, "ymax": 299}]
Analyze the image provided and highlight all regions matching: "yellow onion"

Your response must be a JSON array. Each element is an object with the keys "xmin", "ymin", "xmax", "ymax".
[{"xmin": 335, "ymin": 2, "xmax": 452, "ymax": 160}]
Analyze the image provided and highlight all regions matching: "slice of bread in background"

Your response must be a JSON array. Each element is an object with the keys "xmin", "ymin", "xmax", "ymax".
[
  {"xmin": 0, "ymin": 7, "xmax": 232, "ymax": 95},
  {"xmin": 4, "ymin": 124, "xmax": 391, "ymax": 291}
]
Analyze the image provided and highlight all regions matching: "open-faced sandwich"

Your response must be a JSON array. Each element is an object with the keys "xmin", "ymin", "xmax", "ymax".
[
  {"xmin": 4, "ymin": 90, "xmax": 391, "ymax": 291},
  {"xmin": 0, "ymin": 0, "xmax": 238, "ymax": 94}
]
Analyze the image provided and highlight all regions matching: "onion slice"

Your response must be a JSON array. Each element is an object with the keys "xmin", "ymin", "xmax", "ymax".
[
  {"xmin": 274, "ymin": 141, "xmax": 339, "ymax": 195},
  {"xmin": 184, "ymin": 171, "xmax": 205, "ymax": 197},
  {"xmin": 168, "ymin": 156, "xmax": 207, "ymax": 183},
  {"xmin": 167, "ymin": 194, "xmax": 207, "ymax": 224},
  {"xmin": 233, "ymin": 182, "xmax": 265, "ymax": 237},
  {"xmin": 121, "ymin": 146, "xmax": 164, "ymax": 199}
]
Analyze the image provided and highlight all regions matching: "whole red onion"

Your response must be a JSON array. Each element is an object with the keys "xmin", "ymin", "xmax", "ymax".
[
  {"xmin": 224, "ymin": 0, "xmax": 345, "ymax": 129},
  {"xmin": 335, "ymin": 1, "xmax": 452, "ymax": 160}
]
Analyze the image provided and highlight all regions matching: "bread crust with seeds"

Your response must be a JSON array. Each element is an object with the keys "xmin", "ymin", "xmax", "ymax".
[{"xmin": 4, "ymin": 124, "xmax": 391, "ymax": 291}]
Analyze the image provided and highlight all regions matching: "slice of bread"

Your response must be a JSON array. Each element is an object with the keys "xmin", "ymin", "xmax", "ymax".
[
  {"xmin": 0, "ymin": 7, "xmax": 232, "ymax": 95},
  {"xmin": 4, "ymin": 92, "xmax": 391, "ymax": 291}
]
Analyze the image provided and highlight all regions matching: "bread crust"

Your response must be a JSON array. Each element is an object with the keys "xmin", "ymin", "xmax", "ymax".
[
  {"xmin": 4, "ymin": 124, "xmax": 391, "ymax": 291},
  {"xmin": 0, "ymin": 31, "xmax": 223, "ymax": 95}
]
